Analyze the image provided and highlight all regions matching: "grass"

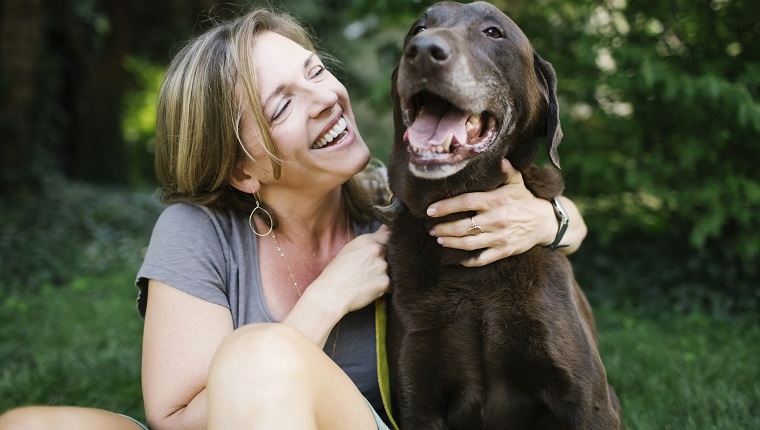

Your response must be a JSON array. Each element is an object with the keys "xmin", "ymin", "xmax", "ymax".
[
  {"xmin": 1, "ymin": 274, "xmax": 758, "ymax": 428},
  {"xmin": 596, "ymin": 305, "xmax": 760, "ymax": 429},
  {"xmin": 0, "ymin": 271, "xmax": 145, "ymax": 423}
]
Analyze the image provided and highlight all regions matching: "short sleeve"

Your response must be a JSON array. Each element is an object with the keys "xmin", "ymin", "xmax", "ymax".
[{"xmin": 135, "ymin": 203, "xmax": 230, "ymax": 318}]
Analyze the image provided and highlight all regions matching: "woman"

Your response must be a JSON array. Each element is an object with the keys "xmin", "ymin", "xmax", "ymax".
[{"xmin": 0, "ymin": 8, "xmax": 586, "ymax": 430}]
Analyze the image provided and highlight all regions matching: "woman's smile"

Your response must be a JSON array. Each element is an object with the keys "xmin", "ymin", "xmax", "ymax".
[{"xmin": 312, "ymin": 115, "xmax": 349, "ymax": 149}]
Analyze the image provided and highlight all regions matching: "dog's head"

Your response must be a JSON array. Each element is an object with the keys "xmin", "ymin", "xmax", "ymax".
[{"xmin": 391, "ymin": 1, "xmax": 562, "ymax": 184}]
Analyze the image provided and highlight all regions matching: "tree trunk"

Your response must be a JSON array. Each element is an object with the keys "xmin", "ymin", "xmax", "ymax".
[
  {"xmin": 71, "ymin": 0, "xmax": 130, "ymax": 184},
  {"xmin": 0, "ymin": 0, "xmax": 43, "ymax": 196}
]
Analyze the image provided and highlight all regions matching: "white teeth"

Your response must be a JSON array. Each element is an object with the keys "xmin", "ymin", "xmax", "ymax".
[
  {"xmin": 412, "ymin": 133, "xmax": 453, "ymax": 155},
  {"xmin": 442, "ymin": 134, "xmax": 452, "ymax": 152},
  {"xmin": 312, "ymin": 116, "xmax": 348, "ymax": 149}
]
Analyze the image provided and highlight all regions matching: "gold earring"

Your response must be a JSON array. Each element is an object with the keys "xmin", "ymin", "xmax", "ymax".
[{"xmin": 249, "ymin": 193, "xmax": 273, "ymax": 237}]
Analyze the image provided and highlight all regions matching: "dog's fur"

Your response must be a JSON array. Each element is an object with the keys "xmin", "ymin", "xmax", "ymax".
[{"xmin": 383, "ymin": 2, "xmax": 622, "ymax": 429}]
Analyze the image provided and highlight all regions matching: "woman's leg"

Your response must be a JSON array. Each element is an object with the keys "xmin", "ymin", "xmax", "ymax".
[
  {"xmin": 207, "ymin": 323, "xmax": 379, "ymax": 430},
  {"xmin": 0, "ymin": 406, "xmax": 144, "ymax": 430}
]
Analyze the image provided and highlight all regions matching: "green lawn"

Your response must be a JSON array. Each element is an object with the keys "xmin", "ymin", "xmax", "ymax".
[
  {"xmin": 1, "ymin": 273, "xmax": 758, "ymax": 428},
  {"xmin": 0, "ymin": 271, "xmax": 145, "ymax": 423},
  {"xmin": 596, "ymin": 305, "xmax": 760, "ymax": 429}
]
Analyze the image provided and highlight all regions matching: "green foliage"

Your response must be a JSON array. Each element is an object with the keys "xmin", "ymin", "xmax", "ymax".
[
  {"xmin": 570, "ymin": 233, "xmax": 760, "ymax": 317},
  {"xmin": 500, "ymin": 0, "xmax": 760, "ymax": 263},
  {"xmin": 0, "ymin": 181, "xmax": 163, "ymax": 292},
  {"xmin": 122, "ymin": 55, "xmax": 164, "ymax": 188}
]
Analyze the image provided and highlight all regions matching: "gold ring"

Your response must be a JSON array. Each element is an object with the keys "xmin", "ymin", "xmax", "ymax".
[{"xmin": 467, "ymin": 216, "xmax": 482, "ymax": 236}]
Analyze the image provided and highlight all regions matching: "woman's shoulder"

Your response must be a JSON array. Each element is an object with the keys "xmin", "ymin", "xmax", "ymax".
[
  {"xmin": 157, "ymin": 202, "xmax": 236, "ymax": 225},
  {"xmin": 159, "ymin": 201, "xmax": 213, "ymax": 219},
  {"xmin": 152, "ymin": 202, "xmax": 245, "ymax": 241}
]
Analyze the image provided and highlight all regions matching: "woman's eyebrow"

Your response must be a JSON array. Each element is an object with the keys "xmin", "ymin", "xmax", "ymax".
[
  {"xmin": 263, "ymin": 84, "xmax": 285, "ymax": 113},
  {"xmin": 304, "ymin": 53, "xmax": 316, "ymax": 68}
]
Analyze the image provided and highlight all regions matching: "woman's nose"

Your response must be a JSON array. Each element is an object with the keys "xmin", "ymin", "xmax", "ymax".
[{"xmin": 308, "ymin": 85, "xmax": 340, "ymax": 119}]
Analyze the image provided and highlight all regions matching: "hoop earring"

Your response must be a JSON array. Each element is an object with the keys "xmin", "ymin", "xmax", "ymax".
[{"xmin": 249, "ymin": 193, "xmax": 273, "ymax": 237}]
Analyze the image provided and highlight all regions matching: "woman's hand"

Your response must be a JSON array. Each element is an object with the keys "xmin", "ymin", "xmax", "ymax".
[
  {"xmin": 284, "ymin": 226, "xmax": 389, "ymax": 348},
  {"xmin": 426, "ymin": 159, "xmax": 587, "ymax": 267},
  {"xmin": 314, "ymin": 226, "xmax": 390, "ymax": 314}
]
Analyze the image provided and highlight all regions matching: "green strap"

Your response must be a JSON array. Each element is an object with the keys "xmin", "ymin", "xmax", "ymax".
[{"xmin": 375, "ymin": 298, "xmax": 400, "ymax": 430}]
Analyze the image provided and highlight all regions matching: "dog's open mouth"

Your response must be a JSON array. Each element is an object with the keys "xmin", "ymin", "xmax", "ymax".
[{"xmin": 404, "ymin": 92, "xmax": 498, "ymax": 168}]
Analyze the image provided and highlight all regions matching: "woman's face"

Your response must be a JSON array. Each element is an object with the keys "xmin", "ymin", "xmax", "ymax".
[{"xmin": 241, "ymin": 31, "xmax": 371, "ymax": 191}]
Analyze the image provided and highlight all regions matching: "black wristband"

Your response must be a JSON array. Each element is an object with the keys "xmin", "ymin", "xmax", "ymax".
[{"xmin": 549, "ymin": 197, "xmax": 569, "ymax": 250}]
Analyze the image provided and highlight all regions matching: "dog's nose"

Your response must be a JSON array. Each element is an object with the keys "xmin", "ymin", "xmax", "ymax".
[{"xmin": 406, "ymin": 35, "xmax": 451, "ymax": 68}]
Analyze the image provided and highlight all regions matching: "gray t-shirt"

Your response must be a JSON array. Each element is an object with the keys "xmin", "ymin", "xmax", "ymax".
[{"xmin": 135, "ymin": 202, "xmax": 383, "ymax": 412}]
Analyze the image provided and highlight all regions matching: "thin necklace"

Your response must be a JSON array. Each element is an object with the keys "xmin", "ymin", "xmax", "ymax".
[{"xmin": 269, "ymin": 217, "xmax": 353, "ymax": 358}]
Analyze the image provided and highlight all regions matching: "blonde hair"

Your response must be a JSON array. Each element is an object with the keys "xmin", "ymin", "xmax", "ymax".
[{"xmin": 155, "ymin": 8, "xmax": 388, "ymax": 225}]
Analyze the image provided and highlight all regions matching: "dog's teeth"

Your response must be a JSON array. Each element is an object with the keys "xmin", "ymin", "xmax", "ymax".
[
  {"xmin": 465, "ymin": 114, "xmax": 481, "ymax": 132},
  {"xmin": 442, "ymin": 133, "xmax": 453, "ymax": 152}
]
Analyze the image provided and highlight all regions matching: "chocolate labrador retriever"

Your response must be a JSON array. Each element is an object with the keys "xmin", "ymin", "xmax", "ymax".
[{"xmin": 382, "ymin": 2, "xmax": 622, "ymax": 429}]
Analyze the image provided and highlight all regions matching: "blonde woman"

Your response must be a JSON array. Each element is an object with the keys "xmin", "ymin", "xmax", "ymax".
[{"xmin": 0, "ymin": 7, "xmax": 586, "ymax": 430}]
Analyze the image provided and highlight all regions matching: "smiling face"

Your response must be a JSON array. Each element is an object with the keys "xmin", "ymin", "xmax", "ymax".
[{"xmin": 238, "ymin": 31, "xmax": 370, "ymax": 192}]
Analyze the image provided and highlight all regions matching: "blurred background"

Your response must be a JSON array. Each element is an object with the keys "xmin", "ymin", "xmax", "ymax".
[{"xmin": 1, "ymin": 0, "xmax": 758, "ymax": 428}]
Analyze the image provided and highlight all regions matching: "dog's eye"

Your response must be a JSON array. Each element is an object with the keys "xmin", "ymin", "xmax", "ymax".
[
  {"xmin": 483, "ymin": 27, "xmax": 504, "ymax": 39},
  {"xmin": 412, "ymin": 25, "xmax": 426, "ymax": 35}
]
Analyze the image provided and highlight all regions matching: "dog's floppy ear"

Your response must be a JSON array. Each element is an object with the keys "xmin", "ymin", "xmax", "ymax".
[{"xmin": 533, "ymin": 51, "xmax": 563, "ymax": 169}]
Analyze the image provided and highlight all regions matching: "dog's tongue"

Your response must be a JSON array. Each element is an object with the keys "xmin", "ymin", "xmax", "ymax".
[{"xmin": 406, "ymin": 104, "xmax": 469, "ymax": 149}]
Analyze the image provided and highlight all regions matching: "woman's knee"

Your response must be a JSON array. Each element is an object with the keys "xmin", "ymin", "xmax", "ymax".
[
  {"xmin": 0, "ymin": 407, "xmax": 141, "ymax": 430},
  {"xmin": 0, "ymin": 407, "xmax": 39, "ymax": 430},
  {"xmin": 209, "ymin": 323, "xmax": 315, "ymax": 386}
]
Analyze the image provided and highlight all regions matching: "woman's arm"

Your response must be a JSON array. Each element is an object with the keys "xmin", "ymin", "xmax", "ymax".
[
  {"xmin": 426, "ymin": 159, "xmax": 587, "ymax": 267},
  {"xmin": 142, "ymin": 280, "xmax": 233, "ymax": 430}
]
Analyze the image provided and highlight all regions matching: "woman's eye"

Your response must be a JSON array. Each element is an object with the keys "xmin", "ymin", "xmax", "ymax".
[
  {"xmin": 272, "ymin": 100, "xmax": 290, "ymax": 121},
  {"xmin": 310, "ymin": 65, "xmax": 326, "ymax": 79},
  {"xmin": 484, "ymin": 27, "xmax": 504, "ymax": 39}
]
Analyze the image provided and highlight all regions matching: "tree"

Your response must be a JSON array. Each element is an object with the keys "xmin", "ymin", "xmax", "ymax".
[
  {"xmin": 0, "ymin": 0, "xmax": 243, "ymax": 196},
  {"xmin": 1, "ymin": 0, "xmax": 44, "ymax": 195}
]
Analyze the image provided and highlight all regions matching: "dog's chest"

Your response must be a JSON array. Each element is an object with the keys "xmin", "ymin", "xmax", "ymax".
[{"xmin": 387, "ymin": 222, "xmax": 552, "ymax": 328}]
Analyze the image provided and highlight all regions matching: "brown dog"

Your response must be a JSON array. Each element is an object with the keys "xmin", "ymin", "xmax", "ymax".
[{"xmin": 382, "ymin": 2, "xmax": 622, "ymax": 429}]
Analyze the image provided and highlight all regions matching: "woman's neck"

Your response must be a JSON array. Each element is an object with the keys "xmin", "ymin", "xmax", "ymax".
[{"xmin": 259, "ymin": 186, "xmax": 350, "ymax": 249}]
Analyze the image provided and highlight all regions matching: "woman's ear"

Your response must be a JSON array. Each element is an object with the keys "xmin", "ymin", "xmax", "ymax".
[{"xmin": 228, "ymin": 161, "xmax": 261, "ymax": 194}]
